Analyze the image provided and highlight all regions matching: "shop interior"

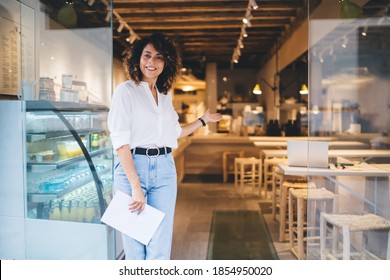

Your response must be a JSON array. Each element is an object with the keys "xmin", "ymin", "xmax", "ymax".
[{"xmin": 0, "ymin": 0, "xmax": 389, "ymax": 260}]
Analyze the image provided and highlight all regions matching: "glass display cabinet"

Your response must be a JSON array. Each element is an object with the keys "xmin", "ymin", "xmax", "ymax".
[{"xmin": 25, "ymin": 101, "xmax": 112, "ymax": 224}]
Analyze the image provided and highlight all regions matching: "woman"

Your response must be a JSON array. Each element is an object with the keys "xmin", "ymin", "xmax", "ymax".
[{"xmin": 107, "ymin": 33, "xmax": 221, "ymax": 260}]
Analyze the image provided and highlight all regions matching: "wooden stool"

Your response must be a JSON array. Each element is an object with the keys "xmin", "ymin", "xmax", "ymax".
[
  {"xmin": 234, "ymin": 157, "xmax": 262, "ymax": 197},
  {"xmin": 271, "ymin": 166, "xmax": 308, "ymax": 242},
  {"xmin": 263, "ymin": 157, "xmax": 286, "ymax": 199},
  {"xmin": 222, "ymin": 151, "xmax": 244, "ymax": 183},
  {"xmin": 289, "ymin": 188, "xmax": 337, "ymax": 260},
  {"xmin": 320, "ymin": 213, "xmax": 390, "ymax": 260},
  {"xmin": 278, "ymin": 181, "xmax": 310, "ymax": 242}
]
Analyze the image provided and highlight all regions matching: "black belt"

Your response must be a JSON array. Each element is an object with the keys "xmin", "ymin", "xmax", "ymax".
[{"xmin": 131, "ymin": 147, "xmax": 172, "ymax": 157}]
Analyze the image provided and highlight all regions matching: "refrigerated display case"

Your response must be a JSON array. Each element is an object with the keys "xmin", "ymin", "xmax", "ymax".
[{"xmin": 0, "ymin": 100, "xmax": 121, "ymax": 259}]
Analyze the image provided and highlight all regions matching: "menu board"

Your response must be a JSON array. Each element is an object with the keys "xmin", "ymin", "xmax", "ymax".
[
  {"xmin": 0, "ymin": 17, "xmax": 20, "ymax": 95},
  {"xmin": 0, "ymin": 3, "xmax": 35, "ymax": 97}
]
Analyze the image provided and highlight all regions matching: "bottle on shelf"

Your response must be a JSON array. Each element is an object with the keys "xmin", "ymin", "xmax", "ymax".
[
  {"xmin": 69, "ymin": 200, "xmax": 79, "ymax": 221},
  {"xmin": 77, "ymin": 200, "xmax": 86, "ymax": 223},
  {"xmin": 50, "ymin": 200, "xmax": 61, "ymax": 220},
  {"xmin": 60, "ymin": 200, "xmax": 70, "ymax": 221},
  {"xmin": 85, "ymin": 202, "xmax": 96, "ymax": 223},
  {"xmin": 91, "ymin": 133, "xmax": 99, "ymax": 150}
]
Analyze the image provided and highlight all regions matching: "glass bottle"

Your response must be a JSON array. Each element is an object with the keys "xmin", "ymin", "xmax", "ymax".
[
  {"xmin": 91, "ymin": 133, "xmax": 99, "ymax": 150},
  {"xmin": 61, "ymin": 200, "xmax": 70, "ymax": 221},
  {"xmin": 50, "ymin": 200, "xmax": 61, "ymax": 220},
  {"xmin": 77, "ymin": 200, "xmax": 86, "ymax": 223},
  {"xmin": 69, "ymin": 200, "xmax": 79, "ymax": 221},
  {"xmin": 85, "ymin": 202, "xmax": 96, "ymax": 223}
]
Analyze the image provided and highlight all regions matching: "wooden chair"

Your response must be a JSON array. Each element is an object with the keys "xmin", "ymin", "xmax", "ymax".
[
  {"xmin": 222, "ymin": 151, "xmax": 244, "ymax": 183},
  {"xmin": 234, "ymin": 157, "xmax": 262, "ymax": 197}
]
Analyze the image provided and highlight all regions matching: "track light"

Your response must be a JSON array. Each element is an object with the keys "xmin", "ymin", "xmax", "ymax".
[
  {"xmin": 329, "ymin": 45, "xmax": 334, "ymax": 55},
  {"xmin": 243, "ymin": 14, "xmax": 252, "ymax": 27},
  {"xmin": 319, "ymin": 53, "xmax": 324, "ymax": 63},
  {"xmin": 341, "ymin": 37, "xmax": 348, "ymax": 48},
  {"xmin": 238, "ymin": 39, "xmax": 244, "ymax": 49},
  {"xmin": 249, "ymin": 0, "xmax": 258, "ymax": 10},
  {"xmin": 117, "ymin": 21, "xmax": 125, "ymax": 33},
  {"xmin": 126, "ymin": 30, "xmax": 138, "ymax": 44},
  {"xmin": 241, "ymin": 26, "xmax": 248, "ymax": 37},
  {"xmin": 361, "ymin": 25, "xmax": 368, "ymax": 36},
  {"xmin": 105, "ymin": 10, "xmax": 111, "ymax": 22}
]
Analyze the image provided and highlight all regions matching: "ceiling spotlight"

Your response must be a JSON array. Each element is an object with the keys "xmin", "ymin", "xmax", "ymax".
[
  {"xmin": 236, "ymin": 47, "xmax": 241, "ymax": 56},
  {"xmin": 341, "ymin": 37, "xmax": 348, "ymax": 48},
  {"xmin": 88, "ymin": 0, "xmax": 95, "ymax": 6},
  {"xmin": 249, "ymin": 0, "xmax": 259, "ymax": 10},
  {"xmin": 329, "ymin": 45, "xmax": 334, "ymax": 55},
  {"xmin": 243, "ymin": 17, "xmax": 252, "ymax": 27},
  {"xmin": 361, "ymin": 26, "xmax": 368, "ymax": 36},
  {"xmin": 319, "ymin": 53, "xmax": 324, "ymax": 63},
  {"xmin": 105, "ymin": 10, "xmax": 111, "ymax": 22},
  {"xmin": 241, "ymin": 26, "xmax": 248, "ymax": 37},
  {"xmin": 128, "ymin": 31, "xmax": 138, "ymax": 44},
  {"xmin": 117, "ymin": 21, "xmax": 125, "ymax": 33},
  {"xmin": 238, "ymin": 39, "xmax": 244, "ymax": 49},
  {"xmin": 243, "ymin": 14, "xmax": 252, "ymax": 25}
]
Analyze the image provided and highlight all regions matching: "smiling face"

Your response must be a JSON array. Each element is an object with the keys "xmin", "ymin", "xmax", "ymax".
[{"xmin": 140, "ymin": 43, "xmax": 165, "ymax": 83}]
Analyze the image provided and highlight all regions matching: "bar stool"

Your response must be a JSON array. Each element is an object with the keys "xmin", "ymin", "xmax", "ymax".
[
  {"xmin": 271, "ymin": 166, "xmax": 308, "ymax": 242},
  {"xmin": 289, "ymin": 188, "xmax": 337, "ymax": 260},
  {"xmin": 222, "ymin": 151, "xmax": 244, "ymax": 183},
  {"xmin": 320, "ymin": 213, "xmax": 390, "ymax": 260},
  {"xmin": 263, "ymin": 157, "xmax": 286, "ymax": 199},
  {"xmin": 278, "ymin": 181, "xmax": 310, "ymax": 242},
  {"xmin": 234, "ymin": 157, "xmax": 262, "ymax": 197}
]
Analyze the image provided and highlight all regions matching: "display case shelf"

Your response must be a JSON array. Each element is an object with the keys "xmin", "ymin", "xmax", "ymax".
[
  {"xmin": 27, "ymin": 168, "xmax": 110, "ymax": 203},
  {"xmin": 26, "ymin": 129, "xmax": 105, "ymax": 142},
  {"xmin": 27, "ymin": 148, "xmax": 110, "ymax": 169}
]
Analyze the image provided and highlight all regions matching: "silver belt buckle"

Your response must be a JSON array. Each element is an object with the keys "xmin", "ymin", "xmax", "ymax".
[{"xmin": 146, "ymin": 147, "xmax": 160, "ymax": 158}]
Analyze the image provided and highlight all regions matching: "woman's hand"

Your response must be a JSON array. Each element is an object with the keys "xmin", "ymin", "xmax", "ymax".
[
  {"xmin": 202, "ymin": 109, "xmax": 222, "ymax": 124},
  {"xmin": 129, "ymin": 178, "xmax": 146, "ymax": 214}
]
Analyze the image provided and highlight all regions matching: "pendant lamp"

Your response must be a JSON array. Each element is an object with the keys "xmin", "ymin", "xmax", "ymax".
[
  {"xmin": 339, "ymin": 0, "xmax": 363, "ymax": 19},
  {"xmin": 299, "ymin": 84, "xmax": 309, "ymax": 95},
  {"xmin": 252, "ymin": 84, "xmax": 262, "ymax": 95},
  {"xmin": 57, "ymin": 1, "xmax": 77, "ymax": 28}
]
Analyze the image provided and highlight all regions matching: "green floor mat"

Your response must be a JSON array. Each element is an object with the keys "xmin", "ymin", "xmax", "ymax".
[{"xmin": 207, "ymin": 210, "xmax": 278, "ymax": 260}]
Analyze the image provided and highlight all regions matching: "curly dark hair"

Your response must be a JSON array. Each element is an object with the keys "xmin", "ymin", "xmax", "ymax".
[{"xmin": 123, "ymin": 33, "xmax": 182, "ymax": 95}]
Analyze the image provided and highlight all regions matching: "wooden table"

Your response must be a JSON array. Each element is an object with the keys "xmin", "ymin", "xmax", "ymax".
[
  {"xmin": 253, "ymin": 141, "xmax": 369, "ymax": 150},
  {"xmin": 262, "ymin": 149, "xmax": 390, "ymax": 161},
  {"xmin": 277, "ymin": 162, "xmax": 390, "ymax": 209}
]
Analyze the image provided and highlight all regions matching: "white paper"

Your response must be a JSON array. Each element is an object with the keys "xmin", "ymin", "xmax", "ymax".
[{"xmin": 100, "ymin": 190, "xmax": 165, "ymax": 245}]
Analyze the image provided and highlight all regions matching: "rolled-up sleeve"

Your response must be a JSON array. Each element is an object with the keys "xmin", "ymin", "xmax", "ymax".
[
  {"xmin": 108, "ymin": 84, "xmax": 132, "ymax": 150},
  {"xmin": 174, "ymin": 114, "xmax": 182, "ymax": 138}
]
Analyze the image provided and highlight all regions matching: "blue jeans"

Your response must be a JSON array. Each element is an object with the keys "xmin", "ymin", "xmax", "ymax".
[{"xmin": 113, "ymin": 153, "xmax": 177, "ymax": 260}]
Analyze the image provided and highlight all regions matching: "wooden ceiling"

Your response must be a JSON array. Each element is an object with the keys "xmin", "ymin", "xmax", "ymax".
[
  {"xmin": 38, "ymin": 0, "xmax": 389, "ymax": 78},
  {"xmin": 112, "ymin": 0, "xmax": 310, "ymax": 77}
]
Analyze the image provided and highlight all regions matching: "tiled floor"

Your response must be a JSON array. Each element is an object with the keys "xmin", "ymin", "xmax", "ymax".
[{"xmin": 171, "ymin": 179, "xmax": 296, "ymax": 260}]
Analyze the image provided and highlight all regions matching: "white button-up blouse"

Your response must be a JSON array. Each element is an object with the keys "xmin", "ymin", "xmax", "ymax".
[{"xmin": 107, "ymin": 80, "xmax": 182, "ymax": 151}]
